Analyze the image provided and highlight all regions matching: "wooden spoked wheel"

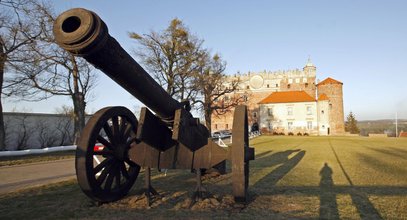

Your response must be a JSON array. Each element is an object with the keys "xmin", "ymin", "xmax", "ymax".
[{"xmin": 76, "ymin": 106, "xmax": 140, "ymax": 202}]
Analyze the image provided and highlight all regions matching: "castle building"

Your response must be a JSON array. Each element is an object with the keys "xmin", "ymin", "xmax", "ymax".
[{"xmin": 211, "ymin": 58, "xmax": 345, "ymax": 135}]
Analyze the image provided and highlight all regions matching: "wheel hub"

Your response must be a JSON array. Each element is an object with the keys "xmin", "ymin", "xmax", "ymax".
[{"xmin": 114, "ymin": 144, "xmax": 127, "ymax": 161}]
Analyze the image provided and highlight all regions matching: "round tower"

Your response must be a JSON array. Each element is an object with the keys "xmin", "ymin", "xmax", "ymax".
[
  {"xmin": 317, "ymin": 78, "xmax": 345, "ymax": 135},
  {"xmin": 302, "ymin": 57, "xmax": 317, "ymax": 97},
  {"xmin": 303, "ymin": 57, "xmax": 316, "ymax": 76}
]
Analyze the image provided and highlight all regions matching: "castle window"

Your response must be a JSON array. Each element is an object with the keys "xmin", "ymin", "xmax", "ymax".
[
  {"xmin": 288, "ymin": 79, "xmax": 293, "ymax": 84},
  {"xmin": 246, "ymin": 85, "xmax": 250, "ymax": 89},
  {"xmin": 329, "ymin": 104, "xmax": 333, "ymax": 109},
  {"xmin": 303, "ymin": 78, "xmax": 307, "ymax": 83},
  {"xmin": 307, "ymin": 106, "xmax": 312, "ymax": 115},
  {"xmin": 287, "ymin": 84, "xmax": 291, "ymax": 89},
  {"xmin": 305, "ymin": 83, "xmax": 308, "ymax": 88},
  {"xmin": 268, "ymin": 108, "xmax": 273, "ymax": 116},
  {"xmin": 287, "ymin": 107, "xmax": 293, "ymax": 116},
  {"xmin": 288, "ymin": 122, "xmax": 293, "ymax": 130},
  {"xmin": 243, "ymin": 95, "xmax": 248, "ymax": 102},
  {"xmin": 267, "ymin": 84, "xmax": 270, "ymax": 88},
  {"xmin": 295, "ymin": 78, "xmax": 300, "ymax": 83},
  {"xmin": 307, "ymin": 121, "xmax": 313, "ymax": 130},
  {"xmin": 275, "ymin": 84, "xmax": 278, "ymax": 87},
  {"xmin": 321, "ymin": 110, "xmax": 325, "ymax": 114},
  {"xmin": 226, "ymin": 124, "xmax": 228, "ymax": 129},
  {"xmin": 215, "ymin": 124, "xmax": 218, "ymax": 129},
  {"xmin": 253, "ymin": 112, "xmax": 257, "ymax": 118}
]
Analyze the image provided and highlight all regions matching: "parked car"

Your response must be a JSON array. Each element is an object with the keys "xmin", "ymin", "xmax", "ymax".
[{"xmin": 212, "ymin": 130, "xmax": 232, "ymax": 139}]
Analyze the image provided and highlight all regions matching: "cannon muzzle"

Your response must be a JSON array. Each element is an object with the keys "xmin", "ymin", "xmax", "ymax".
[{"xmin": 53, "ymin": 8, "xmax": 182, "ymax": 120}]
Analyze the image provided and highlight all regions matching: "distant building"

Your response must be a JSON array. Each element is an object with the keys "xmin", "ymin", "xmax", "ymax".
[{"xmin": 211, "ymin": 58, "xmax": 345, "ymax": 135}]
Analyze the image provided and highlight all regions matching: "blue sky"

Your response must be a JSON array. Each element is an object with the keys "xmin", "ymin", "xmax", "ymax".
[{"xmin": 4, "ymin": 0, "xmax": 407, "ymax": 120}]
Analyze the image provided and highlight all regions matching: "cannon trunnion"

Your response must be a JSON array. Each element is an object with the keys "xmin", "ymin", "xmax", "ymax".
[{"xmin": 53, "ymin": 8, "xmax": 254, "ymax": 204}]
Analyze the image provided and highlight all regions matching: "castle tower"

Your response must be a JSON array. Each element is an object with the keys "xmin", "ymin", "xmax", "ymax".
[
  {"xmin": 301, "ymin": 57, "xmax": 317, "ymax": 97},
  {"xmin": 317, "ymin": 78, "xmax": 345, "ymax": 135},
  {"xmin": 303, "ymin": 57, "xmax": 316, "ymax": 76}
]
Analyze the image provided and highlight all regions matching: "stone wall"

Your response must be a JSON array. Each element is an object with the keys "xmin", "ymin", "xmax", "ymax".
[{"xmin": 3, "ymin": 112, "xmax": 90, "ymax": 150}]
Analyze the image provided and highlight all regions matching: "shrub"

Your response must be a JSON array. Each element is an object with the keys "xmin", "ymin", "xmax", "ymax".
[
  {"xmin": 304, "ymin": 132, "xmax": 309, "ymax": 136},
  {"xmin": 297, "ymin": 132, "xmax": 302, "ymax": 136},
  {"xmin": 288, "ymin": 132, "xmax": 294, "ymax": 136}
]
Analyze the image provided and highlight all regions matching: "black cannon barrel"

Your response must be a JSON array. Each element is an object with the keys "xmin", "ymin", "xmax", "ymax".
[{"xmin": 53, "ymin": 8, "xmax": 182, "ymax": 120}]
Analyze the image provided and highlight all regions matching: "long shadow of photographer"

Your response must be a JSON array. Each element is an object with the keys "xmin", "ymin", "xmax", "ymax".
[{"xmin": 319, "ymin": 163, "xmax": 339, "ymax": 219}]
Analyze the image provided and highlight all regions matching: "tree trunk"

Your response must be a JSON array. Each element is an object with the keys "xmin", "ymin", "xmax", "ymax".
[
  {"xmin": 0, "ymin": 44, "xmax": 6, "ymax": 151},
  {"xmin": 72, "ymin": 92, "xmax": 86, "ymax": 144},
  {"xmin": 71, "ymin": 56, "xmax": 86, "ymax": 144},
  {"xmin": 204, "ymin": 103, "xmax": 212, "ymax": 134}
]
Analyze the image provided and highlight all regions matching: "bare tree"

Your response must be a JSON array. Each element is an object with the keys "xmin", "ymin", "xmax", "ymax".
[
  {"xmin": 3, "ymin": 1, "xmax": 97, "ymax": 143},
  {"xmin": 14, "ymin": 114, "xmax": 33, "ymax": 150},
  {"xmin": 36, "ymin": 118, "xmax": 58, "ymax": 148},
  {"xmin": 129, "ymin": 18, "xmax": 205, "ymax": 103},
  {"xmin": 194, "ymin": 54, "xmax": 244, "ymax": 133},
  {"xmin": 0, "ymin": 0, "xmax": 46, "ymax": 150},
  {"xmin": 54, "ymin": 105, "xmax": 74, "ymax": 145}
]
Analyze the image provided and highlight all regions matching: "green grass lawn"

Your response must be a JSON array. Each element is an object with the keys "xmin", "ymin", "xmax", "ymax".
[{"xmin": 0, "ymin": 136, "xmax": 406, "ymax": 219}]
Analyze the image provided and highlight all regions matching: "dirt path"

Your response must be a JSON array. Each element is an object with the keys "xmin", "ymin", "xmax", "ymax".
[{"xmin": 0, "ymin": 158, "xmax": 75, "ymax": 194}]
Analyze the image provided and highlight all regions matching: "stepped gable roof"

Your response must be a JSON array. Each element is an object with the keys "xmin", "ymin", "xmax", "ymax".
[
  {"xmin": 259, "ymin": 91, "xmax": 316, "ymax": 104},
  {"xmin": 318, "ymin": 93, "xmax": 329, "ymax": 101},
  {"xmin": 317, "ymin": 77, "xmax": 343, "ymax": 86}
]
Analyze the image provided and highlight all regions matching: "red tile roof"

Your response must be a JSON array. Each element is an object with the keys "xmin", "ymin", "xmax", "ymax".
[
  {"xmin": 317, "ymin": 77, "xmax": 343, "ymax": 86},
  {"xmin": 259, "ymin": 91, "xmax": 316, "ymax": 104},
  {"xmin": 400, "ymin": 131, "xmax": 407, "ymax": 137},
  {"xmin": 318, "ymin": 93, "xmax": 329, "ymax": 101}
]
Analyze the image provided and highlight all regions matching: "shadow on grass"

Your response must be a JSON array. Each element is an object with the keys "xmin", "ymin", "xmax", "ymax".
[
  {"xmin": 255, "ymin": 150, "xmax": 273, "ymax": 159},
  {"xmin": 329, "ymin": 139, "xmax": 384, "ymax": 219},
  {"xmin": 364, "ymin": 146, "xmax": 407, "ymax": 161},
  {"xmin": 252, "ymin": 149, "xmax": 305, "ymax": 189},
  {"xmin": 319, "ymin": 163, "xmax": 339, "ymax": 219}
]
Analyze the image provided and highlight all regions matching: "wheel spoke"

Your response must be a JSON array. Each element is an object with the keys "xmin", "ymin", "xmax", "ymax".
[
  {"xmin": 119, "ymin": 117, "xmax": 127, "ymax": 139},
  {"xmin": 120, "ymin": 162, "xmax": 130, "ymax": 180},
  {"xmin": 93, "ymin": 150, "xmax": 113, "ymax": 156},
  {"xmin": 112, "ymin": 116, "xmax": 120, "ymax": 139},
  {"xmin": 125, "ymin": 158, "xmax": 137, "ymax": 167},
  {"xmin": 115, "ymin": 168, "xmax": 121, "ymax": 187},
  {"xmin": 97, "ymin": 135, "xmax": 114, "ymax": 150},
  {"xmin": 94, "ymin": 157, "xmax": 114, "ymax": 174},
  {"xmin": 96, "ymin": 161, "xmax": 113, "ymax": 186},
  {"xmin": 104, "ymin": 164, "xmax": 118, "ymax": 191},
  {"xmin": 122, "ymin": 123, "xmax": 133, "ymax": 140},
  {"xmin": 125, "ymin": 137, "xmax": 137, "ymax": 148},
  {"xmin": 104, "ymin": 123, "xmax": 115, "ymax": 144}
]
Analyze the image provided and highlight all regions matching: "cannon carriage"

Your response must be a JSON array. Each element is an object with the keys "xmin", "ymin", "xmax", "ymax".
[{"xmin": 53, "ymin": 8, "xmax": 254, "ymax": 204}]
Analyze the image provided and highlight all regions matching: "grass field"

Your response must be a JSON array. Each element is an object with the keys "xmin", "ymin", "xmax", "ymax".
[{"xmin": 1, "ymin": 136, "xmax": 406, "ymax": 219}]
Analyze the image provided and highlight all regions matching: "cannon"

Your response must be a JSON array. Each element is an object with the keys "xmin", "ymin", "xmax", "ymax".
[{"xmin": 53, "ymin": 8, "xmax": 255, "ymax": 204}]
